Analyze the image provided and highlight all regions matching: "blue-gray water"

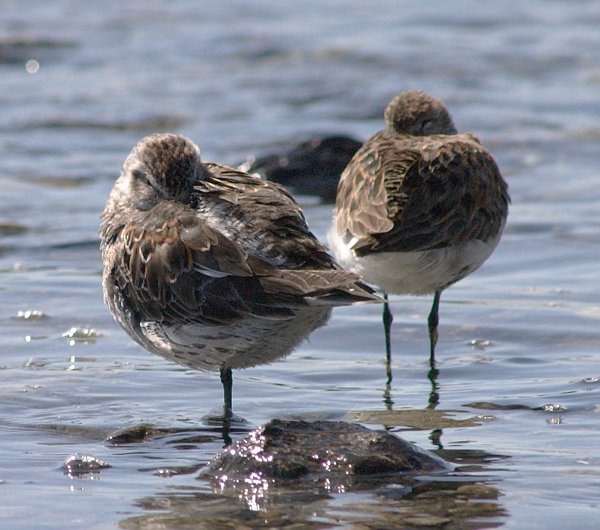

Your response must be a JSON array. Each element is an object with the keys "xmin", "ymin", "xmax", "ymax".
[{"xmin": 1, "ymin": 1, "xmax": 600, "ymax": 528}]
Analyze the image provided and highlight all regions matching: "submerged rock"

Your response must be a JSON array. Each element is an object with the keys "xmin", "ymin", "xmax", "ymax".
[
  {"xmin": 240, "ymin": 135, "xmax": 362, "ymax": 202},
  {"xmin": 205, "ymin": 419, "xmax": 448, "ymax": 485},
  {"xmin": 62, "ymin": 454, "xmax": 111, "ymax": 478}
]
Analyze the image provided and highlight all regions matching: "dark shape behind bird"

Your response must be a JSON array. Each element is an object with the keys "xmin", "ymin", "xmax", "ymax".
[
  {"xmin": 100, "ymin": 133, "xmax": 380, "ymax": 421},
  {"xmin": 239, "ymin": 135, "xmax": 362, "ymax": 202}
]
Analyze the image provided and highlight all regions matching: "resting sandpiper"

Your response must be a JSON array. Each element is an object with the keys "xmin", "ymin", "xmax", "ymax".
[
  {"xmin": 100, "ymin": 134, "xmax": 380, "ymax": 420},
  {"xmin": 328, "ymin": 91, "xmax": 509, "ymax": 368}
]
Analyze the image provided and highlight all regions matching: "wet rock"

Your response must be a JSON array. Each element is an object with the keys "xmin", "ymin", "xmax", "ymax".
[
  {"xmin": 240, "ymin": 135, "xmax": 362, "ymax": 201},
  {"xmin": 14, "ymin": 309, "xmax": 47, "ymax": 320},
  {"xmin": 105, "ymin": 423, "xmax": 217, "ymax": 447},
  {"xmin": 205, "ymin": 419, "xmax": 448, "ymax": 484},
  {"xmin": 62, "ymin": 326, "xmax": 102, "ymax": 345},
  {"xmin": 105, "ymin": 423, "xmax": 162, "ymax": 445},
  {"xmin": 62, "ymin": 454, "xmax": 111, "ymax": 478}
]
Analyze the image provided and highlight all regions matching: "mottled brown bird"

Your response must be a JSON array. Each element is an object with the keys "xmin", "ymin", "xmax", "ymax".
[
  {"xmin": 100, "ymin": 134, "xmax": 380, "ymax": 420},
  {"xmin": 328, "ymin": 91, "xmax": 509, "ymax": 368}
]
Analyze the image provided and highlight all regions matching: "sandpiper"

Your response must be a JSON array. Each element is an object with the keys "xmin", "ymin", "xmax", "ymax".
[
  {"xmin": 328, "ymin": 91, "xmax": 509, "ymax": 367},
  {"xmin": 100, "ymin": 133, "xmax": 380, "ymax": 420}
]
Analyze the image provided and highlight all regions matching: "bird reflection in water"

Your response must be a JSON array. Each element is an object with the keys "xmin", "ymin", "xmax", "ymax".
[{"xmin": 100, "ymin": 133, "xmax": 381, "ymax": 424}]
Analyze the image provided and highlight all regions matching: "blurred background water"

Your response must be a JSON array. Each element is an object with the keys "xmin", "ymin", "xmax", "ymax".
[{"xmin": 1, "ymin": 1, "xmax": 600, "ymax": 528}]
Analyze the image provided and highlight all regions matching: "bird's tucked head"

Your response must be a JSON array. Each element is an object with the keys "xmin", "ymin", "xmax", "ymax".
[
  {"xmin": 384, "ymin": 91, "xmax": 457, "ymax": 136},
  {"xmin": 119, "ymin": 133, "xmax": 204, "ymax": 210}
]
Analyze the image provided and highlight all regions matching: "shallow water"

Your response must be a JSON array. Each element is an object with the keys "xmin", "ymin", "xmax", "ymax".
[{"xmin": 1, "ymin": 1, "xmax": 600, "ymax": 528}]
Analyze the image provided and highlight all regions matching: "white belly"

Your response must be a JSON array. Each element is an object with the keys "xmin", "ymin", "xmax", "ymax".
[
  {"xmin": 138, "ymin": 306, "xmax": 331, "ymax": 371},
  {"xmin": 328, "ymin": 226, "xmax": 502, "ymax": 295}
]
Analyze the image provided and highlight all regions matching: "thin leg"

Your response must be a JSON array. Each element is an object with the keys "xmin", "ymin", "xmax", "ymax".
[
  {"xmin": 427, "ymin": 290, "xmax": 442, "ymax": 363},
  {"xmin": 220, "ymin": 367, "xmax": 233, "ymax": 421},
  {"xmin": 383, "ymin": 292, "xmax": 393, "ymax": 384}
]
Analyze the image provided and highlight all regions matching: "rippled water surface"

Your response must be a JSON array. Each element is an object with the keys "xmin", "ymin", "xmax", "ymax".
[{"xmin": 1, "ymin": 1, "xmax": 600, "ymax": 528}]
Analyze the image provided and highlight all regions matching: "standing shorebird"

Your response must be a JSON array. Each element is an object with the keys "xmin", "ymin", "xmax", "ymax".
[
  {"xmin": 328, "ymin": 91, "xmax": 509, "ymax": 369},
  {"xmin": 100, "ymin": 133, "xmax": 380, "ymax": 421}
]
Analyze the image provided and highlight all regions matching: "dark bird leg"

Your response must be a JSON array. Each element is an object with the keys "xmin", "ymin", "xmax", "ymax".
[
  {"xmin": 383, "ymin": 292, "xmax": 393, "ymax": 384},
  {"xmin": 220, "ymin": 367, "xmax": 233, "ymax": 421},
  {"xmin": 428, "ymin": 290, "xmax": 442, "ymax": 364}
]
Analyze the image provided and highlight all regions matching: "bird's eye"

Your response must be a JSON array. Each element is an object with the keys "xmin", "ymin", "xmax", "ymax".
[
  {"xmin": 420, "ymin": 119, "xmax": 434, "ymax": 133},
  {"xmin": 131, "ymin": 168, "xmax": 148, "ymax": 184}
]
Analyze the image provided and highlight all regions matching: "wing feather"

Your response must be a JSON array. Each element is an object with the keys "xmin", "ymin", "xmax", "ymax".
[
  {"xmin": 106, "ymin": 164, "xmax": 380, "ymax": 328},
  {"xmin": 335, "ymin": 131, "xmax": 509, "ymax": 255}
]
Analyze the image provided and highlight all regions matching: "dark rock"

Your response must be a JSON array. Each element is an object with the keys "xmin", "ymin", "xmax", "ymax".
[
  {"xmin": 105, "ymin": 423, "xmax": 216, "ymax": 446},
  {"xmin": 205, "ymin": 419, "xmax": 448, "ymax": 484},
  {"xmin": 240, "ymin": 135, "xmax": 362, "ymax": 202},
  {"xmin": 105, "ymin": 423, "xmax": 162, "ymax": 445},
  {"xmin": 62, "ymin": 454, "xmax": 111, "ymax": 478}
]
